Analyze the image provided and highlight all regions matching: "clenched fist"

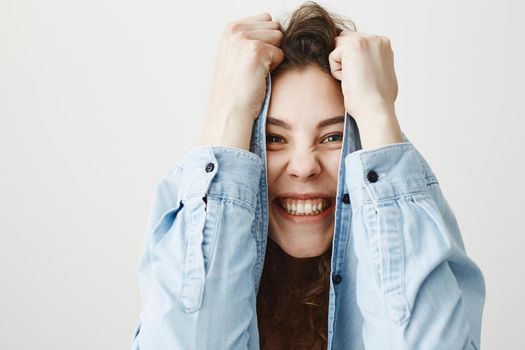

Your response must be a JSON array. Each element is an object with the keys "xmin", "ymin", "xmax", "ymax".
[
  {"xmin": 329, "ymin": 30, "xmax": 403, "ymax": 149},
  {"xmin": 198, "ymin": 13, "xmax": 285, "ymax": 151}
]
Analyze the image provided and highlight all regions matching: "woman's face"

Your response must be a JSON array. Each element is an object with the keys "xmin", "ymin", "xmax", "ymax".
[{"xmin": 266, "ymin": 65, "xmax": 345, "ymax": 258}]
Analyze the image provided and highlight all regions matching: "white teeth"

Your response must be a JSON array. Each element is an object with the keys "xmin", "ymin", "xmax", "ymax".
[{"xmin": 279, "ymin": 198, "xmax": 331, "ymax": 216}]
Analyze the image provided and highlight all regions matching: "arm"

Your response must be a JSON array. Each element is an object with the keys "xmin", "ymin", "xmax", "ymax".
[
  {"xmin": 345, "ymin": 138, "xmax": 486, "ymax": 350},
  {"xmin": 131, "ymin": 145, "xmax": 263, "ymax": 350}
]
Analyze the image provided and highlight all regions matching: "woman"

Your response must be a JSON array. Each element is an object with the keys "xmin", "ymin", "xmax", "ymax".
[{"xmin": 131, "ymin": 2, "xmax": 486, "ymax": 349}]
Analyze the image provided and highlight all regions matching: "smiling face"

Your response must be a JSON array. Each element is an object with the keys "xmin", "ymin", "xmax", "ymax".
[{"xmin": 266, "ymin": 65, "xmax": 346, "ymax": 258}]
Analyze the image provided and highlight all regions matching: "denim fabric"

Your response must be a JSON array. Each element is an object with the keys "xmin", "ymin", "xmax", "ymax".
[{"xmin": 131, "ymin": 74, "xmax": 486, "ymax": 349}]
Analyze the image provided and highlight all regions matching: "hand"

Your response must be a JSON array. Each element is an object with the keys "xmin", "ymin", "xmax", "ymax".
[
  {"xmin": 329, "ymin": 30, "xmax": 403, "ymax": 149},
  {"xmin": 198, "ymin": 12, "xmax": 284, "ymax": 151},
  {"xmin": 329, "ymin": 30, "xmax": 398, "ymax": 123}
]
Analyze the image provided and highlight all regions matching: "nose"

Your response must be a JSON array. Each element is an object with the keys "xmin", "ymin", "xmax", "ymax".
[{"xmin": 287, "ymin": 148, "xmax": 321, "ymax": 181}]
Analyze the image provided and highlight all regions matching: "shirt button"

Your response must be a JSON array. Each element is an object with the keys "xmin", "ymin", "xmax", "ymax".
[
  {"xmin": 342, "ymin": 193, "xmax": 350, "ymax": 204},
  {"xmin": 205, "ymin": 162, "xmax": 215, "ymax": 173},
  {"xmin": 367, "ymin": 170, "xmax": 378, "ymax": 183},
  {"xmin": 332, "ymin": 274, "xmax": 342, "ymax": 285}
]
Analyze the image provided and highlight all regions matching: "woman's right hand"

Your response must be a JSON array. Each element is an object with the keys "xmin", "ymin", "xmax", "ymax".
[{"xmin": 198, "ymin": 12, "xmax": 284, "ymax": 151}]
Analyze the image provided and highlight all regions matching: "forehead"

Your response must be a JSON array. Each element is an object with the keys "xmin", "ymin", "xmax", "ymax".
[{"xmin": 268, "ymin": 66, "xmax": 345, "ymax": 128}]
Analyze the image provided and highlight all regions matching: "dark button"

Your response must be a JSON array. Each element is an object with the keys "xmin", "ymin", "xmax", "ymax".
[
  {"xmin": 367, "ymin": 170, "xmax": 378, "ymax": 183},
  {"xmin": 205, "ymin": 162, "xmax": 215, "ymax": 173},
  {"xmin": 332, "ymin": 274, "xmax": 342, "ymax": 285},
  {"xmin": 342, "ymin": 193, "xmax": 350, "ymax": 204}
]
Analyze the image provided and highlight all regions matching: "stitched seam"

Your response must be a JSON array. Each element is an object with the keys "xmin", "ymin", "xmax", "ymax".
[
  {"xmin": 204, "ymin": 197, "xmax": 223, "ymax": 276},
  {"xmin": 205, "ymin": 193, "xmax": 257, "ymax": 215},
  {"xmin": 397, "ymin": 197, "xmax": 411, "ymax": 325}
]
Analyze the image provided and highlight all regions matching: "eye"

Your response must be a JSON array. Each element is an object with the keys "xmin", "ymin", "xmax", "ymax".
[
  {"xmin": 321, "ymin": 133, "xmax": 344, "ymax": 143},
  {"xmin": 266, "ymin": 134, "xmax": 285, "ymax": 144},
  {"xmin": 266, "ymin": 133, "xmax": 344, "ymax": 144}
]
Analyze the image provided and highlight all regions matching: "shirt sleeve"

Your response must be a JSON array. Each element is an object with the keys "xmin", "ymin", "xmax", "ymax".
[
  {"xmin": 131, "ymin": 145, "xmax": 263, "ymax": 350},
  {"xmin": 345, "ymin": 140, "xmax": 486, "ymax": 350}
]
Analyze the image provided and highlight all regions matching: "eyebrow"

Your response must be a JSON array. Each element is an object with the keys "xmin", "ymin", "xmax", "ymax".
[{"xmin": 267, "ymin": 115, "xmax": 345, "ymax": 131}]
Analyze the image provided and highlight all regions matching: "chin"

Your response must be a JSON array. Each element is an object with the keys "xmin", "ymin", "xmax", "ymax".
[{"xmin": 269, "ymin": 234, "xmax": 332, "ymax": 258}]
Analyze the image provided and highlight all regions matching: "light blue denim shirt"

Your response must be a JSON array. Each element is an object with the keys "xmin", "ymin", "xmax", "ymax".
[{"xmin": 131, "ymin": 74, "xmax": 486, "ymax": 349}]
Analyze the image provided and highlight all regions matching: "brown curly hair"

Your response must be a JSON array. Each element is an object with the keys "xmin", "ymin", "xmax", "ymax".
[{"xmin": 256, "ymin": 2, "xmax": 356, "ymax": 349}]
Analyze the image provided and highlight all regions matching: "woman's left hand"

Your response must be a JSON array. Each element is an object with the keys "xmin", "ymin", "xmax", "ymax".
[{"xmin": 329, "ymin": 30, "xmax": 403, "ymax": 149}]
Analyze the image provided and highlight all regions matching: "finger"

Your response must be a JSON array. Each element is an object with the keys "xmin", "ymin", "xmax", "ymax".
[
  {"xmin": 265, "ymin": 44, "xmax": 284, "ymax": 72},
  {"xmin": 335, "ymin": 30, "xmax": 371, "ymax": 43},
  {"xmin": 328, "ymin": 45, "xmax": 344, "ymax": 81},
  {"xmin": 334, "ymin": 35, "xmax": 350, "ymax": 46},
  {"xmin": 236, "ymin": 12, "xmax": 273, "ymax": 23},
  {"xmin": 243, "ymin": 29, "xmax": 283, "ymax": 47},
  {"xmin": 334, "ymin": 31, "xmax": 362, "ymax": 46},
  {"xmin": 333, "ymin": 31, "xmax": 376, "ymax": 49},
  {"xmin": 331, "ymin": 68, "xmax": 342, "ymax": 81},
  {"xmin": 236, "ymin": 20, "xmax": 282, "ymax": 32}
]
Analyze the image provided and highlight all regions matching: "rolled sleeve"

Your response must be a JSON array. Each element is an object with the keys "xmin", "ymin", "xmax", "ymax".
[
  {"xmin": 345, "ymin": 141, "xmax": 438, "ymax": 205},
  {"xmin": 344, "ymin": 136, "xmax": 485, "ymax": 349},
  {"xmin": 178, "ymin": 145, "xmax": 263, "ymax": 210},
  {"xmin": 132, "ymin": 145, "xmax": 264, "ymax": 349}
]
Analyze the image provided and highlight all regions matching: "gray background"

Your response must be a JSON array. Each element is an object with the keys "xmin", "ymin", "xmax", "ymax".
[{"xmin": 1, "ymin": 0, "xmax": 522, "ymax": 349}]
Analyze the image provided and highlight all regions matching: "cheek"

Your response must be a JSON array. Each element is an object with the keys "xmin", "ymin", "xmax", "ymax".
[
  {"xmin": 265, "ymin": 154, "xmax": 287, "ymax": 183},
  {"xmin": 320, "ymin": 152, "xmax": 342, "ymax": 177}
]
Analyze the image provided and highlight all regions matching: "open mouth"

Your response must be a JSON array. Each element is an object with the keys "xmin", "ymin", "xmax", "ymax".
[{"xmin": 272, "ymin": 197, "xmax": 335, "ymax": 223}]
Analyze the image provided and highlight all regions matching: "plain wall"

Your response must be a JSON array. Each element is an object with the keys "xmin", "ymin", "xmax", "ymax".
[{"xmin": 1, "ymin": 0, "xmax": 523, "ymax": 348}]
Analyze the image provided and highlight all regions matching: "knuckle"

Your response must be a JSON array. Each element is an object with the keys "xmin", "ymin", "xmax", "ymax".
[
  {"xmin": 271, "ymin": 20, "xmax": 282, "ymax": 30},
  {"xmin": 261, "ymin": 12, "xmax": 272, "ymax": 20},
  {"xmin": 227, "ymin": 22, "xmax": 243, "ymax": 34},
  {"xmin": 238, "ymin": 30, "xmax": 249, "ymax": 40},
  {"xmin": 249, "ymin": 39, "xmax": 262, "ymax": 52},
  {"xmin": 378, "ymin": 35, "xmax": 391, "ymax": 46},
  {"xmin": 353, "ymin": 36, "xmax": 368, "ymax": 48}
]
